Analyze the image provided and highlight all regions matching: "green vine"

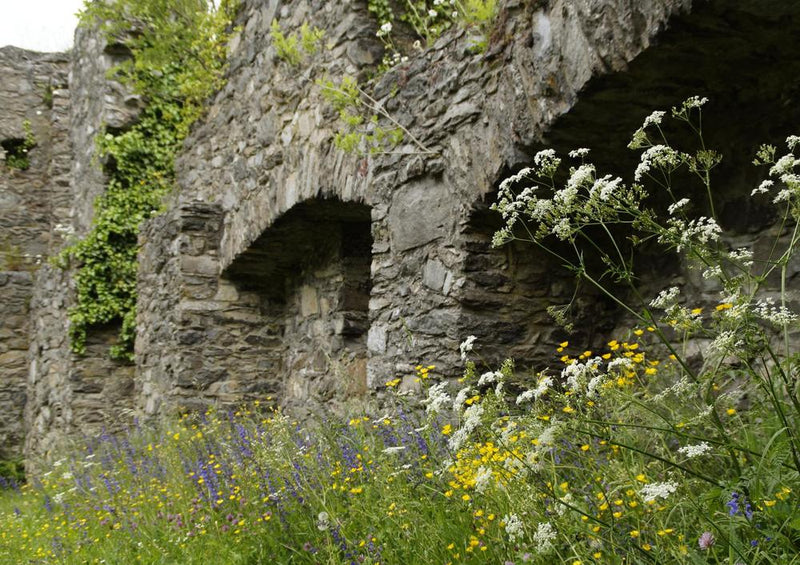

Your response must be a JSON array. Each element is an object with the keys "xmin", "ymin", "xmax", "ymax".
[
  {"xmin": 59, "ymin": 0, "xmax": 238, "ymax": 361},
  {"xmin": 2, "ymin": 120, "xmax": 36, "ymax": 171}
]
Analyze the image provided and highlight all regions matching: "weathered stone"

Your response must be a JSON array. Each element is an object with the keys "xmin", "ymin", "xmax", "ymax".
[{"xmin": 6, "ymin": 0, "xmax": 800, "ymax": 465}]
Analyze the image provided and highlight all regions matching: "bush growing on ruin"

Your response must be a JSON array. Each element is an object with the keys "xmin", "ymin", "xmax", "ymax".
[{"xmin": 57, "ymin": 0, "xmax": 238, "ymax": 360}]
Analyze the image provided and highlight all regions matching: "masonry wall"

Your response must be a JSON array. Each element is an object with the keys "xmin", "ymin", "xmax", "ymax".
[
  {"xmin": 16, "ymin": 0, "xmax": 800, "ymax": 459},
  {"xmin": 23, "ymin": 25, "xmax": 142, "ymax": 462},
  {"xmin": 0, "ymin": 46, "xmax": 70, "ymax": 463},
  {"xmin": 135, "ymin": 0, "xmax": 692, "ymax": 419}
]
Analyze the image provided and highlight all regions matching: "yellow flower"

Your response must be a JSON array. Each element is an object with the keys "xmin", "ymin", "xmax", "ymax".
[
  {"xmin": 727, "ymin": 408, "xmax": 736, "ymax": 415},
  {"xmin": 764, "ymin": 500, "xmax": 776, "ymax": 507},
  {"xmin": 636, "ymin": 474, "xmax": 647, "ymax": 482},
  {"xmin": 642, "ymin": 543, "xmax": 652, "ymax": 551},
  {"xmin": 385, "ymin": 378, "xmax": 401, "ymax": 388},
  {"xmin": 441, "ymin": 424, "xmax": 452, "ymax": 436},
  {"xmin": 562, "ymin": 406, "xmax": 575, "ymax": 414},
  {"xmin": 630, "ymin": 530, "xmax": 640, "ymax": 538},
  {"xmin": 581, "ymin": 444, "xmax": 590, "ymax": 451}
]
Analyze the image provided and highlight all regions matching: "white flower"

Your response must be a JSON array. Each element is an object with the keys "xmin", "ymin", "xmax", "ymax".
[
  {"xmin": 702, "ymin": 265, "xmax": 722, "ymax": 279},
  {"xmin": 642, "ymin": 110, "xmax": 666, "ymax": 128},
  {"xmin": 667, "ymin": 198, "xmax": 690, "ymax": 215},
  {"xmin": 639, "ymin": 481, "xmax": 678, "ymax": 502},
  {"xmin": 628, "ymin": 127, "xmax": 649, "ymax": 150},
  {"xmin": 317, "ymin": 511, "xmax": 330, "ymax": 531},
  {"xmin": 752, "ymin": 179, "xmax": 773, "ymax": 195},
  {"xmin": 533, "ymin": 149, "xmax": 561, "ymax": 175},
  {"xmin": 516, "ymin": 375, "xmax": 552, "ymax": 404},
  {"xmin": 504, "ymin": 513, "xmax": 524, "ymax": 542},
  {"xmin": 475, "ymin": 466, "xmax": 493, "ymax": 493},
  {"xmin": 564, "ymin": 164, "xmax": 595, "ymax": 197},
  {"xmin": 635, "ymin": 145, "xmax": 682, "ymax": 182},
  {"xmin": 424, "ymin": 381, "xmax": 451, "ymax": 415},
  {"xmin": 382, "ymin": 446, "xmax": 406, "ymax": 454},
  {"xmin": 589, "ymin": 175, "xmax": 623, "ymax": 201},
  {"xmin": 532, "ymin": 521, "xmax": 556, "ymax": 553},
  {"xmin": 672, "ymin": 96, "xmax": 709, "ymax": 117},
  {"xmin": 787, "ymin": 135, "xmax": 800, "ymax": 150},
  {"xmin": 665, "ymin": 216, "xmax": 721, "ymax": 251},
  {"xmin": 561, "ymin": 357, "xmax": 603, "ymax": 394},
  {"xmin": 552, "ymin": 217, "xmax": 571, "ymax": 240},
  {"xmin": 586, "ymin": 373, "xmax": 606, "ymax": 397},
  {"xmin": 568, "ymin": 148, "xmax": 590, "ymax": 158},
  {"xmin": 477, "ymin": 371, "xmax": 502, "ymax": 387},
  {"xmin": 650, "ymin": 286, "xmax": 680, "ymax": 310},
  {"xmin": 677, "ymin": 442, "xmax": 712, "ymax": 458},
  {"xmin": 774, "ymin": 188, "xmax": 793, "ymax": 203},
  {"xmin": 459, "ymin": 335, "xmax": 477, "ymax": 360},
  {"xmin": 607, "ymin": 357, "xmax": 633, "ymax": 373},
  {"xmin": 729, "ymin": 247, "xmax": 753, "ymax": 268},
  {"xmin": 754, "ymin": 297, "xmax": 798, "ymax": 326},
  {"xmin": 452, "ymin": 386, "xmax": 471, "ymax": 411},
  {"xmin": 448, "ymin": 403, "xmax": 484, "ymax": 451},
  {"xmin": 770, "ymin": 154, "xmax": 797, "ymax": 176},
  {"xmin": 530, "ymin": 198, "xmax": 553, "ymax": 220},
  {"xmin": 377, "ymin": 22, "xmax": 392, "ymax": 37},
  {"xmin": 709, "ymin": 330, "xmax": 741, "ymax": 354},
  {"xmin": 428, "ymin": 9, "xmax": 437, "ymax": 17}
]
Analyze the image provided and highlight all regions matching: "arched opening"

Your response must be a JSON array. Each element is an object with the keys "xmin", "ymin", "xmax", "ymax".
[
  {"xmin": 224, "ymin": 198, "xmax": 373, "ymax": 414},
  {"xmin": 460, "ymin": 0, "xmax": 800, "ymax": 371}
]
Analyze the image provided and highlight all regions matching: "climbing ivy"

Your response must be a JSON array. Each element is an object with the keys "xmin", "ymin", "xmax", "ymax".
[
  {"xmin": 3, "ymin": 120, "xmax": 36, "ymax": 171},
  {"xmin": 59, "ymin": 0, "xmax": 238, "ymax": 360}
]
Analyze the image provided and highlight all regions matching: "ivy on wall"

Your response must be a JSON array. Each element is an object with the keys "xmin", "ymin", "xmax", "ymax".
[{"xmin": 59, "ymin": 0, "xmax": 238, "ymax": 360}]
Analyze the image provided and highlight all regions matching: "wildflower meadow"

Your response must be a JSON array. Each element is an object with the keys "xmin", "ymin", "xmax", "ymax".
[{"xmin": 2, "ymin": 98, "xmax": 800, "ymax": 564}]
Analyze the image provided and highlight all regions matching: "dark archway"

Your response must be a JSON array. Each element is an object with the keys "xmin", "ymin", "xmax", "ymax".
[{"xmin": 225, "ymin": 198, "xmax": 373, "ymax": 413}]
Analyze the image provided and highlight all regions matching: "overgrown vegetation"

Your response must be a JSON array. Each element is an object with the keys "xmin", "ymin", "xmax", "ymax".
[
  {"xmin": 4, "ymin": 99, "xmax": 800, "ymax": 563},
  {"xmin": 316, "ymin": 0, "xmax": 497, "ymax": 156},
  {"xmin": 270, "ymin": 19, "xmax": 325, "ymax": 66},
  {"xmin": 319, "ymin": 75, "xmax": 435, "ymax": 156},
  {"xmin": 2, "ymin": 120, "xmax": 36, "ymax": 171},
  {"xmin": 57, "ymin": 0, "xmax": 238, "ymax": 360},
  {"xmin": 370, "ymin": 0, "xmax": 497, "ymax": 58}
]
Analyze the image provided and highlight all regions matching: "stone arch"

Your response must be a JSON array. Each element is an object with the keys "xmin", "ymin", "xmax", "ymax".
[
  {"xmin": 457, "ymin": 0, "xmax": 800, "ymax": 372},
  {"xmin": 223, "ymin": 197, "xmax": 373, "ymax": 414}
]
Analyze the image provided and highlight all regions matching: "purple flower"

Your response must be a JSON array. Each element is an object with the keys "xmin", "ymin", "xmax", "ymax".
[
  {"xmin": 726, "ymin": 492, "xmax": 739, "ymax": 516},
  {"xmin": 698, "ymin": 531, "xmax": 715, "ymax": 550}
]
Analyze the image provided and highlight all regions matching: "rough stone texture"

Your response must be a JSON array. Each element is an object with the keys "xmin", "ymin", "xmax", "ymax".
[
  {"xmin": 136, "ymin": 0, "xmax": 693, "ymax": 418},
  {"xmin": 0, "ymin": 46, "xmax": 71, "ymax": 267},
  {"xmin": 0, "ymin": 272, "xmax": 32, "ymax": 461},
  {"xmin": 22, "ymin": 27, "xmax": 140, "ymax": 463},
  {"xmin": 0, "ymin": 46, "xmax": 70, "ymax": 462},
  {"xmin": 9, "ymin": 0, "xmax": 800, "ymax": 459}
]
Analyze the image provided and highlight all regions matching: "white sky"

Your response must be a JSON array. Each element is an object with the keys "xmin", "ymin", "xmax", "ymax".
[{"xmin": 1, "ymin": 0, "xmax": 85, "ymax": 52}]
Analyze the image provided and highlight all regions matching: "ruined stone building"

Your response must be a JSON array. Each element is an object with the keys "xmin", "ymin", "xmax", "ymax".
[{"xmin": 2, "ymin": 0, "xmax": 799, "ymax": 465}]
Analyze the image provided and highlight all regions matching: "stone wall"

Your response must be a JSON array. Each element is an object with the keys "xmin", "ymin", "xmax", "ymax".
[
  {"xmin": 23, "ymin": 25, "xmax": 141, "ymax": 463},
  {"xmin": 0, "ymin": 272, "xmax": 32, "ymax": 462},
  {"xmin": 12, "ymin": 0, "xmax": 800, "ymax": 459},
  {"xmin": 135, "ymin": 0, "xmax": 693, "ymax": 418},
  {"xmin": 0, "ymin": 46, "xmax": 70, "ymax": 463}
]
